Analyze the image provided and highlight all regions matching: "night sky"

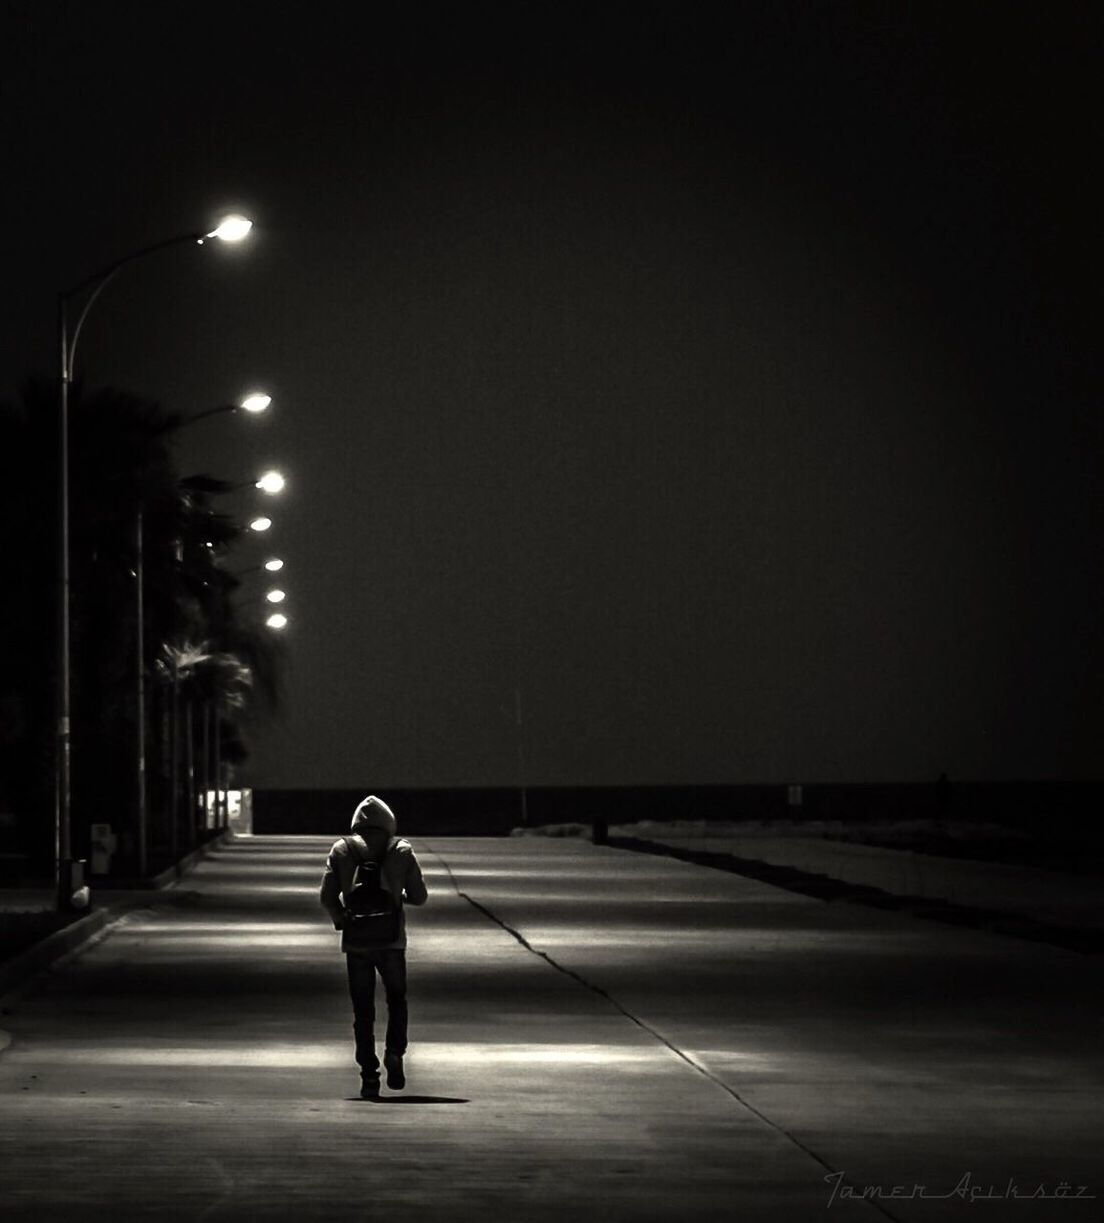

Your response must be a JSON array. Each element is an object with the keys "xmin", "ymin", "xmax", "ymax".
[{"xmin": 2, "ymin": 2, "xmax": 1101, "ymax": 789}]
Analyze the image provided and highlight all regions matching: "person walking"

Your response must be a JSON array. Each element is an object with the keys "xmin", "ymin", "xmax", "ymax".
[{"xmin": 320, "ymin": 794, "xmax": 428, "ymax": 1098}]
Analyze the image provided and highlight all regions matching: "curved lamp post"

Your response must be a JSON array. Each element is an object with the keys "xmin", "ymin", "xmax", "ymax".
[
  {"xmin": 56, "ymin": 215, "xmax": 252, "ymax": 908},
  {"xmin": 206, "ymin": 469, "xmax": 286, "ymax": 496},
  {"xmin": 230, "ymin": 557, "xmax": 284, "ymax": 576},
  {"xmin": 170, "ymin": 391, "xmax": 271, "ymax": 433}
]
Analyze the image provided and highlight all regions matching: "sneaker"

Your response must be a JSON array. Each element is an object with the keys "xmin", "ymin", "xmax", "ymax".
[
  {"xmin": 383, "ymin": 1052, "xmax": 405, "ymax": 1091},
  {"xmin": 360, "ymin": 1075, "xmax": 381, "ymax": 1100}
]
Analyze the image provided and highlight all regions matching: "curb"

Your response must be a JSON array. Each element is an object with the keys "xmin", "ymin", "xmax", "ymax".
[
  {"xmin": 0, "ymin": 906, "xmax": 121, "ymax": 1000},
  {"xmin": 607, "ymin": 835, "xmax": 1104, "ymax": 955},
  {"xmin": 0, "ymin": 830, "xmax": 234, "ymax": 1000},
  {"xmin": 147, "ymin": 830, "xmax": 232, "ymax": 889},
  {"xmin": 93, "ymin": 829, "xmax": 235, "ymax": 890}
]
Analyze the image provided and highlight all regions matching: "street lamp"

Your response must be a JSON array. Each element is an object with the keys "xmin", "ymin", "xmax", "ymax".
[
  {"xmin": 191, "ymin": 469, "xmax": 286, "ymax": 496},
  {"xmin": 206, "ymin": 215, "xmax": 253, "ymax": 243},
  {"xmin": 265, "ymin": 589, "xmax": 286, "ymax": 603},
  {"xmin": 56, "ymin": 214, "xmax": 253, "ymax": 908},
  {"xmin": 169, "ymin": 392, "xmax": 273, "ymax": 433},
  {"xmin": 249, "ymin": 516, "xmax": 272, "ymax": 532},
  {"xmin": 255, "ymin": 470, "xmax": 285, "ymax": 494},
  {"xmin": 265, "ymin": 613, "xmax": 289, "ymax": 630},
  {"xmin": 232, "ymin": 557, "xmax": 285, "ymax": 577}
]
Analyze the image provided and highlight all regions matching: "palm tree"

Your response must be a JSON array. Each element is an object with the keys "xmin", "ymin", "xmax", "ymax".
[
  {"xmin": 0, "ymin": 379, "xmax": 284, "ymax": 876},
  {"xmin": 150, "ymin": 478, "xmax": 284, "ymax": 854},
  {"xmin": 156, "ymin": 638, "xmax": 267, "ymax": 846}
]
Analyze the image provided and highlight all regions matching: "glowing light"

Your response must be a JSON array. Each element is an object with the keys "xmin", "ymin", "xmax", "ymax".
[
  {"xmin": 249, "ymin": 516, "xmax": 272, "ymax": 532},
  {"xmin": 265, "ymin": 589, "xmax": 286, "ymax": 604},
  {"xmin": 209, "ymin": 214, "xmax": 253, "ymax": 242},
  {"xmin": 25, "ymin": 1041, "xmax": 669, "ymax": 1070},
  {"xmin": 264, "ymin": 558, "xmax": 284, "ymax": 572},
  {"xmin": 255, "ymin": 470, "xmax": 285, "ymax": 494},
  {"xmin": 266, "ymin": 612, "xmax": 288, "ymax": 630},
  {"xmin": 240, "ymin": 393, "xmax": 271, "ymax": 414}
]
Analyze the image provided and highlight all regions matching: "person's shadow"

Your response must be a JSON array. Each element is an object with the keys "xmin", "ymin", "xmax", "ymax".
[{"xmin": 345, "ymin": 1095, "xmax": 469, "ymax": 1104}]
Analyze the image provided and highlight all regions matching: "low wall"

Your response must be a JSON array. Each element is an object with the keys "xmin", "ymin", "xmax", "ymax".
[{"xmin": 252, "ymin": 781, "xmax": 1104, "ymax": 839}]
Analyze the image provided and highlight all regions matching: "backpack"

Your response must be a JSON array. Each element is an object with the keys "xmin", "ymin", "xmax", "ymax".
[{"xmin": 342, "ymin": 835, "xmax": 401, "ymax": 948}]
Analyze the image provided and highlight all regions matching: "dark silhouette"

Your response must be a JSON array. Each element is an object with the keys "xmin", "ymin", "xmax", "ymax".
[
  {"xmin": 0, "ymin": 379, "xmax": 284, "ymax": 879},
  {"xmin": 320, "ymin": 795, "xmax": 428, "ymax": 1098}
]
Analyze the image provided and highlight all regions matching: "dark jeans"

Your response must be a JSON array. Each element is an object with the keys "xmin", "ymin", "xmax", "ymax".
[{"xmin": 346, "ymin": 949, "xmax": 408, "ymax": 1078}]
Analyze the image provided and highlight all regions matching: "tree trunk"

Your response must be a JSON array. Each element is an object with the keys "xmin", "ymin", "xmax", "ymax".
[
  {"xmin": 169, "ymin": 661, "xmax": 179, "ymax": 858},
  {"xmin": 185, "ymin": 700, "xmax": 196, "ymax": 848},
  {"xmin": 135, "ymin": 508, "xmax": 147, "ymax": 877},
  {"xmin": 214, "ymin": 712, "xmax": 223, "ymax": 830},
  {"xmin": 200, "ymin": 701, "xmax": 210, "ymax": 835}
]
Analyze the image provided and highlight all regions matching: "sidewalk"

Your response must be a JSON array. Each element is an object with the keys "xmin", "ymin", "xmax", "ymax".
[
  {"xmin": 0, "ymin": 830, "xmax": 233, "ymax": 914},
  {"xmin": 605, "ymin": 821, "xmax": 1104, "ymax": 936},
  {"xmin": 1, "ymin": 835, "xmax": 1101, "ymax": 1221},
  {"xmin": 0, "ymin": 833, "xmax": 234, "ymax": 995}
]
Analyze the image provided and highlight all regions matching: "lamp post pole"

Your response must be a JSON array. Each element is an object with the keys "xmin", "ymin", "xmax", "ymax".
[
  {"xmin": 55, "ymin": 216, "xmax": 253, "ymax": 908},
  {"xmin": 55, "ymin": 298, "xmax": 73, "ymax": 900},
  {"xmin": 136, "ymin": 506, "xmax": 147, "ymax": 877}
]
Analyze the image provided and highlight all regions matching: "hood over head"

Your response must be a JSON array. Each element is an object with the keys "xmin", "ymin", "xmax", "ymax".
[{"xmin": 350, "ymin": 794, "xmax": 397, "ymax": 836}]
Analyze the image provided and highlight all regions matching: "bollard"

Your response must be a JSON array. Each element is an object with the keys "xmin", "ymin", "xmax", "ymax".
[{"xmin": 64, "ymin": 858, "xmax": 91, "ymax": 911}]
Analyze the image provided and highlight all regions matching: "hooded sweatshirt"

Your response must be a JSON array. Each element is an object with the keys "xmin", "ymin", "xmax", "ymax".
[{"xmin": 319, "ymin": 795, "xmax": 428, "ymax": 951}]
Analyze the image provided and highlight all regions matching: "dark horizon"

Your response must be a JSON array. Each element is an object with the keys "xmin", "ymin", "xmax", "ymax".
[{"xmin": 249, "ymin": 777, "xmax": 1103, "ymax": 838}]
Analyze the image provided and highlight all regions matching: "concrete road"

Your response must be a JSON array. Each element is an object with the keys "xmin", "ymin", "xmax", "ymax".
[{"xmin": 0, "ymin": 836, "xmax": 1100, "ymax": 1222}]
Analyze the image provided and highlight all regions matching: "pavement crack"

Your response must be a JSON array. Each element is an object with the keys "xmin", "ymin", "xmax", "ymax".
[{"xmin": 423, "ymin": 843, "xmax": 903, "ymax": 1223}]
